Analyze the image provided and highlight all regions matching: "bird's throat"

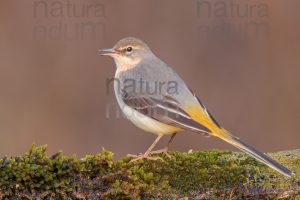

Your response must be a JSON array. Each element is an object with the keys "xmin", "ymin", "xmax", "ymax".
[{"xmin": 114, "ymin": 57, "xmax": 142, "ymax": 72}]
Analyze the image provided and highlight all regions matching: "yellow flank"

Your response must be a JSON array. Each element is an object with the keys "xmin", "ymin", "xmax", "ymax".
[
  {"xmin": 122, "ymin": 104, "xmax": 182, "ymax": 136},
  {"xmin": 184, "ymin": 104, "xmax": 240, "ymax": 149},
  {"xmin": 185, "ymin": 104, "xmax": 222, "ymax": 135}
]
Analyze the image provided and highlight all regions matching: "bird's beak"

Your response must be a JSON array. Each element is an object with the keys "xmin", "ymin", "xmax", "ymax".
[{"xmin": 99, "ymin": 48, "xmax": 118, "ymax": 56}]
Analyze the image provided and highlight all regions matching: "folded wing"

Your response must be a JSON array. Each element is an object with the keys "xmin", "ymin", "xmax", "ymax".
[{"xmin": 121, "ymin": 90, "xmax": 212, "ymax": 136}]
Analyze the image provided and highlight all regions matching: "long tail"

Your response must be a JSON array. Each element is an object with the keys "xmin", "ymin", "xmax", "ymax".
[{"xmin": 213, "ymin": 129, "xmax": 294, "ymax": 177}]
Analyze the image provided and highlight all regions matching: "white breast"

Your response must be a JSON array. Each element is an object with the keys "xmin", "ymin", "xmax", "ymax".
[{"xmin": 114, "ymin": 70, "xmax": 180, "ymax": 136}]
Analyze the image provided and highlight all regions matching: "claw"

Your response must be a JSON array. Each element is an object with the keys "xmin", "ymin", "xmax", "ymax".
[
  {"xmin": 127, "ymin": 153, "xmax": 163, "ymax": 162},
  {"xmin": 149, "ymin": 148, "xmax": 171, "ymax": 158},
  {"xmin": 127, "ymin": 153, "xmax": 141, "ymax": 157}
]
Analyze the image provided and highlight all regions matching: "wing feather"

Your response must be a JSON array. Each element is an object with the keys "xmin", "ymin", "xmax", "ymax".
[{"xmin": 121, "ymin": 90, "xmax": 211, "ymax": 135}]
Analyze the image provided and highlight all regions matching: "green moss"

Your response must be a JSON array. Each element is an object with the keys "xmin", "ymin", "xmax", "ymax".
[{"xmin": 0, "ymin": 145, "xmax": 299, "ymax": 199}]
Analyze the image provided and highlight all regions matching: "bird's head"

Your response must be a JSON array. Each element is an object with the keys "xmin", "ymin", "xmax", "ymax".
[{"xmin": 100, "ymin": 37, "xmax": 153, "ymax": 70}]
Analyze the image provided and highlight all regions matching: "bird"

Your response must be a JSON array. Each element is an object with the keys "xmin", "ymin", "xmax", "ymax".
[{"xmin": 100, "ymin": 37, "xmax": 293, "ymax": 177}]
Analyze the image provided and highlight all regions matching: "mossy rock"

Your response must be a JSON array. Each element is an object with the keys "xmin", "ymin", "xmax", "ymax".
[{"xmin": 0, "ymin": 145, "xmax": 299, "ymax": 199}]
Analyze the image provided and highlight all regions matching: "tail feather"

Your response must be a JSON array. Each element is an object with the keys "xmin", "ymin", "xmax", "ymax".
[{"xmin": 214, "ymin": 129, "xmax": 294, "ymax": 177}]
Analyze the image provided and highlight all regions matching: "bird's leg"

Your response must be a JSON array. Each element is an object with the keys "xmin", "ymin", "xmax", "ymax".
[
  {"xmin": 149, "ymin": 132, "xmax": 177, "ymax": 158},
  {"xmin": 128, "ymin": 135, "xmax": 163, "ymax": 162}
]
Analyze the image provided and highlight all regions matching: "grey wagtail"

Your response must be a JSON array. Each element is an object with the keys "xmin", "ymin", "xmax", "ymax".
[{"xmin": 100, "ymin": 37, "xmax": 293, "ymax": 177}]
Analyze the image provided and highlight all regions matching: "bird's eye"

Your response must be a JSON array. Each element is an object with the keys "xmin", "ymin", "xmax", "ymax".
[{"xmin": 126, "ymin": 47, "xmax": 133, "ymax": 52}]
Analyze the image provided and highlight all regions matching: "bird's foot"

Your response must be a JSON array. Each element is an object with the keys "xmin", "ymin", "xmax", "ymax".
[
  {"xmin": 149, "ymin": 147, "xmax": 171, "ymax": 158},
  {"xmin": 127, "ymin": 153, "xmax": 163, "ymax": 162}
]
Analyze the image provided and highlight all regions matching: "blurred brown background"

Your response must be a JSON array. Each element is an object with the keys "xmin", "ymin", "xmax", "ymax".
[{"xmin": 0, "ymin": 0, "xmax": 299, "ymax": 158}]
